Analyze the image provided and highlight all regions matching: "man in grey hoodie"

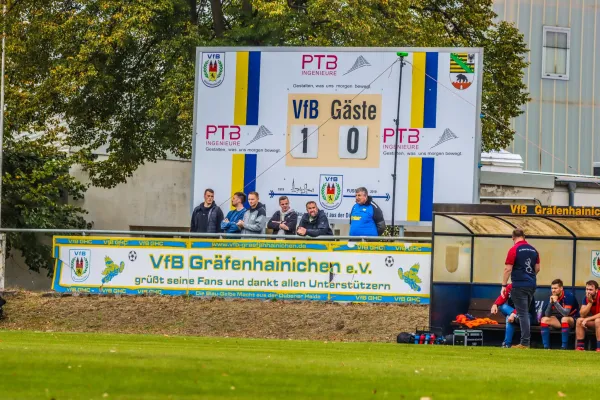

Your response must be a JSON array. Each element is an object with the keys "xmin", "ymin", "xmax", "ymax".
[{"xmin": 237, "ymin": 191, "xmax": 267, "ymax": 236}]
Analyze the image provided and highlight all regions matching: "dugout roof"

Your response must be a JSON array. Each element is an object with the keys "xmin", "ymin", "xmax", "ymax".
[
  {"xmin": 433, "ymin": 204, "xmax": 600, "ymax": 238},
  {"xmin": 431, "ymin": 204, "xmax": 600, "ymax": 288}
]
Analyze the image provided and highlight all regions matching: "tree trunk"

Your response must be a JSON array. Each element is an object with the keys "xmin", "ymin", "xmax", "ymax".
[
  {"xmin": 188, "ymin": 0, "xmax": 198, "ymax": 25},
  {"xmin": 209, "ymin": 0, "xmax": 225, "ymax": 37},
  {"xmin": 242, "ymin": 0, "xmax": 252, "ymax": 18}
]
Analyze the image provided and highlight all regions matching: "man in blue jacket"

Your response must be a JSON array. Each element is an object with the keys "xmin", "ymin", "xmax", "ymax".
[
  {"xmin": 349, "ymin": 187, "xmax": 386, "ymax": 237},
  {"xmin": 220, "ymin": 192, "xmax": 247, "ymax": 235}
]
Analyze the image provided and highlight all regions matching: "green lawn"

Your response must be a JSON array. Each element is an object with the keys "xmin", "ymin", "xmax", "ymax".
[{"xmin": 0, "ymin": 330, "xmax": 598, "ymax": 400}]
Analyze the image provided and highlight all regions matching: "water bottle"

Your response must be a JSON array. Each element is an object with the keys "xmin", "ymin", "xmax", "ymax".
[
  {"xmin": 419, "ymin": 334, "xmax": 425, "ymax": 344},
  {"xmin": 429, "ymin": 334, "xmax": 436, "ymax": 344},
  {"xmin": 414, "ymin": 334, "xmax": 419, "ymax": 344},
  {"xmin": 425, "ymin": 334, "xmax": 430, "ymax": 344}
]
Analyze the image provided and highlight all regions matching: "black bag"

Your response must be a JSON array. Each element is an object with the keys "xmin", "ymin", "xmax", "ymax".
[
  {"xmin": 0, "ymin": 296, "xmax": 6, "ymax": 319},
  {"xmin": 396, "ymin": 332, "xmax": 414, "ymax": 344}
]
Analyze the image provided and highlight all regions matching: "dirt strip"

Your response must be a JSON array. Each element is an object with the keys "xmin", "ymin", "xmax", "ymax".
[{"xmin": 0, "ymin": 291, "xmax": 428, "ymax": 342}]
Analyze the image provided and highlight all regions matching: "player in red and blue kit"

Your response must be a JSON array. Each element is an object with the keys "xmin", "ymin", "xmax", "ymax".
[
  {"xmin": 491, "ymin": 283, "xmax": 537, "ymax": 348},
  {"xmin": 575, "ymin": 280, "xmax": 600, "ymax": 351},
  {"xmin": 540, "ymin": 278, "xmax": 579, "ymax": 350}
]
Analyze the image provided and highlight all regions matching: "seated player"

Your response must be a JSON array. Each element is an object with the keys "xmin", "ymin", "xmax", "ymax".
[
  {"xmin": 575, "ymin": 280, "xmax": 600, "ymax": 351},
  {"xmin": 540, "ymin": 279, "xmax": 579, "ymax": 350},
  {"xmin": 491, "ymin": 282, "xmax": 537, "ymax": 348}
]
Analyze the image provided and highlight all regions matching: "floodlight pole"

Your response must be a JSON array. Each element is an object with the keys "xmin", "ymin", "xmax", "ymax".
[
  {"xmin": 390, "ymin": 53, "xmax": 407, "ymax": 234},
  {"xmin": 0, "ymin": 2, "xmax": 6, "ymax": 291},
  {"xmin": 0, "ymin": 1, "xmax": 6, "ymax": 230}
]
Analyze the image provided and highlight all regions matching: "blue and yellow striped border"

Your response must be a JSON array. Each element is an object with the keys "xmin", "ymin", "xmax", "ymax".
[
  {"xmin": 230, "ymin": 153, "xmax": 257, "ymax": 209},
  {"xmin": 234, "ymin": 51, "xmax": 261, "ymax": 126},
  {"xmin": 410, "ymin": 52, "xmax": 438, "ymax": 129},
  {"xmin": 407, "ymin": 157, "xmax": 435, "ymax": 222}
]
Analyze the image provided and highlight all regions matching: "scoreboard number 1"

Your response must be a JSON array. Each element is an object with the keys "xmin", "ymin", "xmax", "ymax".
[
  {"xmin": 290, "ymin": 125, "xmax": 319, "ymax": 159},
  {"xmin": 338, "ymin": 126, "xmax": 368, "ymax": 159}
]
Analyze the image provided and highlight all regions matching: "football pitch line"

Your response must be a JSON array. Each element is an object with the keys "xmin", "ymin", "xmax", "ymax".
[{"xmin": 0, "ymin": 330, "xmax": 598, "ymax": 400}]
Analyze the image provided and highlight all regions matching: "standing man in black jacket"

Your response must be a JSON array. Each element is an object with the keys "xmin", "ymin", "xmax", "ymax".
[
  {"xmin": 190, "ymin": 188, "xmax": 225, "ymax": 234},
  {"xmin": 267, "ymin": 196, "xmax": 298, "ymax": 236}
]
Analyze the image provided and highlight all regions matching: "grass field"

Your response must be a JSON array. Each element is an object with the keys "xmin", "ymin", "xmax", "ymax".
[{"xmin": 1, "ymin": 330, "xmax": 598, "ymax": 400}]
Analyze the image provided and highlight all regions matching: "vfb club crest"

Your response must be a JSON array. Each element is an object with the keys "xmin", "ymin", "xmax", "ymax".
[
  {"xmin": 69, "ymin": 249, "xmax": 91, "ymax": 282},
  {"xmin": 591, "ymin": 251, "xmax": 600, "ymax": 278},
  {"xmin": 319, "ymin": 175, "xmax": 343, "ymax": 210},
  {"xmin": 450, "ymin": 53, "xmax": 475, "ymax": 90},
  {"xmin": 201, "ymin": 52, "xmax": 225, "ymax": 88}
]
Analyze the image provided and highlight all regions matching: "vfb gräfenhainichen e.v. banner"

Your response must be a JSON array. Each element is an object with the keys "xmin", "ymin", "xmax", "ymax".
[{"xmin": 52, "ymin": 236, "xmax": 431, "ymax": 304}]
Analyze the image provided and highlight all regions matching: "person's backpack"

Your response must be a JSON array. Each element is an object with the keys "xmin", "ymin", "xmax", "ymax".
[
  {"xmin": 0, "ymin": 296, "xmax": 6, "ymax": 319},
  {"xmin": 396, "ymin": 332, "xmax": 414, "ymax": 344}
]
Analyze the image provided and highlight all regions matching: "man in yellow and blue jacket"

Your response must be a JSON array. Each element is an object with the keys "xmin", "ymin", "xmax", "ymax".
[{"xmin": 349, "ymin": 187, "xmax": 386, "ymax": 237}]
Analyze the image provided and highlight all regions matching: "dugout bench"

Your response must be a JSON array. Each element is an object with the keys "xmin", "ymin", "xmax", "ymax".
[
  {"xmin": 451, "ymin": 297, "xmax": 598, "ymax": 349},
  {"xmin": 430, "ymin": 204, "xmax": 600, "ymax": 349}
]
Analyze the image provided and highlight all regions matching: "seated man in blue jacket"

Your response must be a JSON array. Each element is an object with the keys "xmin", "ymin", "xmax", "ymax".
[
  {"xmin": 349, "ymin": 187, "xmax": 386, "ymax": 237},
  {"xmin": 220, "ymin": 192, "xmax": 247, "ymax": 235}
]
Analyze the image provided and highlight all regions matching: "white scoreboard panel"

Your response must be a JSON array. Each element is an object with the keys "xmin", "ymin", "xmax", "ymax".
[{"xmin": 192, "ymin": 47, "xmax": 483, "ymax": 224}]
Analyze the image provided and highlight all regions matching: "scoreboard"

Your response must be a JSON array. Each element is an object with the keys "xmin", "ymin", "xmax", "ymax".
[{"xmin": 192, "ymin": 47, "xmax": 483, "ymax": 224}]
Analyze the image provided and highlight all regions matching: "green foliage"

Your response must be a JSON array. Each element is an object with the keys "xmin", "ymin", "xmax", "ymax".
[
  {"xmin": 2, "ymin": 0, "xmax": 529, "ymax": 272},
  {"xmin": 3, "ymin": 132, "xmax": 90, "ymax": 274},
  {"xmin": 5, "ymin": 0, "xmax": 528, "ymax": 183}
]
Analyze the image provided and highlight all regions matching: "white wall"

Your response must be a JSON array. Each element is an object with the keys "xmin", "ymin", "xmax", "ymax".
[{"xmin": 69, "ymin": 159, "xmax": 192, "ymax": 230}]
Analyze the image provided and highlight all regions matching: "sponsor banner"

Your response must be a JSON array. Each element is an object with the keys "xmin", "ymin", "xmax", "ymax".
[
  {"xmin": 52, "ymin": 236, "xmax": 431, "ymax": 304},
  {"xmin": 192, "ymin": 48, "xmax": 483, "ymax": 224}
]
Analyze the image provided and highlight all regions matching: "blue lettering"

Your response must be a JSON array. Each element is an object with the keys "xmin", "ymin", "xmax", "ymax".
[
  {"xmin": 150, "ymin": 255, "xmax": 163, "ymax": 269},
  {"xmin": 292, "ymin": 99, "xmax": 319, "ymax": 119},
  {"xmin": 308, "ymin": 100, "xmax": 319, "ymax": 118}
]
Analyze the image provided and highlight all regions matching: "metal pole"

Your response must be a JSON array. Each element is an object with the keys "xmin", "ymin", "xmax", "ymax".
[
  {"xmin": 0, "ymin": 234, "xmax": 4, "ymax": 291},
  {"xmin": 390, "ymin": 54, "xmax": 406, "ymax": 234},
  {"xmin": 0, "ymin": 3, "xmax": 6, "ymax": 291},
  {"xmin": 0, "ymin": 2, "xmax": 6, "ymax": 230}
]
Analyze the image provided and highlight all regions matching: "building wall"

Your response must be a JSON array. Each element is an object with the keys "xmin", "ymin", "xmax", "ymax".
[
  {"xmin": 494, "ymin": 0, "xmax": 600, "ymax": 175},
  {"xmin": 4, "ymin": 159, "xmax": 194, "ymax": 291},
  {"xmin": 69, "ymin": 158, "xmax": 193, "ymax": 231}
]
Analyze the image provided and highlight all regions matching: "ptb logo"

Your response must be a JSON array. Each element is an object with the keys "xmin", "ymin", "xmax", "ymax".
[
  {"xmin": 206, "ymin": 125, "xmax": 241, "ymax": 140},
  {"xmin": 301, "ymin": 54, "xmax": 337, "ymax": 76},
  {"xmin": 383, "ymin": 128, "xmax": 420, "ymax": 144}
]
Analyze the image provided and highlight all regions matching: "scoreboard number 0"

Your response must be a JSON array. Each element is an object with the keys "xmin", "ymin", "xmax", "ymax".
[{"xmin": 339, "ymin": 126, "xmax": 368, "ymax": 159}]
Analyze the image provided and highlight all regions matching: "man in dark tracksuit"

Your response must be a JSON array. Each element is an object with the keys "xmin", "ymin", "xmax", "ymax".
[
  {"xmin": 349, "ymin": 187, "xmax": 386, "ymax": 236},
  {"xmin": 297, "ymin": 201, "xmax": 333, "ymax": 237},
  {"xmin": 190, "ymin": 188, "xmax": 224, "ymax": 233},
  {"xmin": 267, "ymin": 196, "xmax": 298, "ymax": 236},
  {"xmin": 501, "ymin": 228, "xmax": 540, "ymax": 349}
]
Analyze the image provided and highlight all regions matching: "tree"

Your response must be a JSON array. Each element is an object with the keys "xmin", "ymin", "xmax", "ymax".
[
  {"xmin": 1, "ymin": 0, "xmax": 529, "ymax": 272},
  {"xmin": 5, "ymin": 1, "xmax": 527, "ymax": 181},
  {"xmin": 2, "ymin": 132, "xmax": 90, "ymax": 274}
]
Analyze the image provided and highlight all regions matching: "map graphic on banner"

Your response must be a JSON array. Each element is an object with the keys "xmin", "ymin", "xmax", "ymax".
[
  {"xmin": 52, "ymin": 236, "xmax": 431, "ymax": 304},
  {"xmin": 192, "ymin": 48, "xmax": 483, "ymax": 223}
]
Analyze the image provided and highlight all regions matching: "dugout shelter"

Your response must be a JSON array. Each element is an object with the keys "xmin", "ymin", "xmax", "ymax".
[{"xmin": 431, "ymin": 203, "xmax": 600, "ymax": 342}]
